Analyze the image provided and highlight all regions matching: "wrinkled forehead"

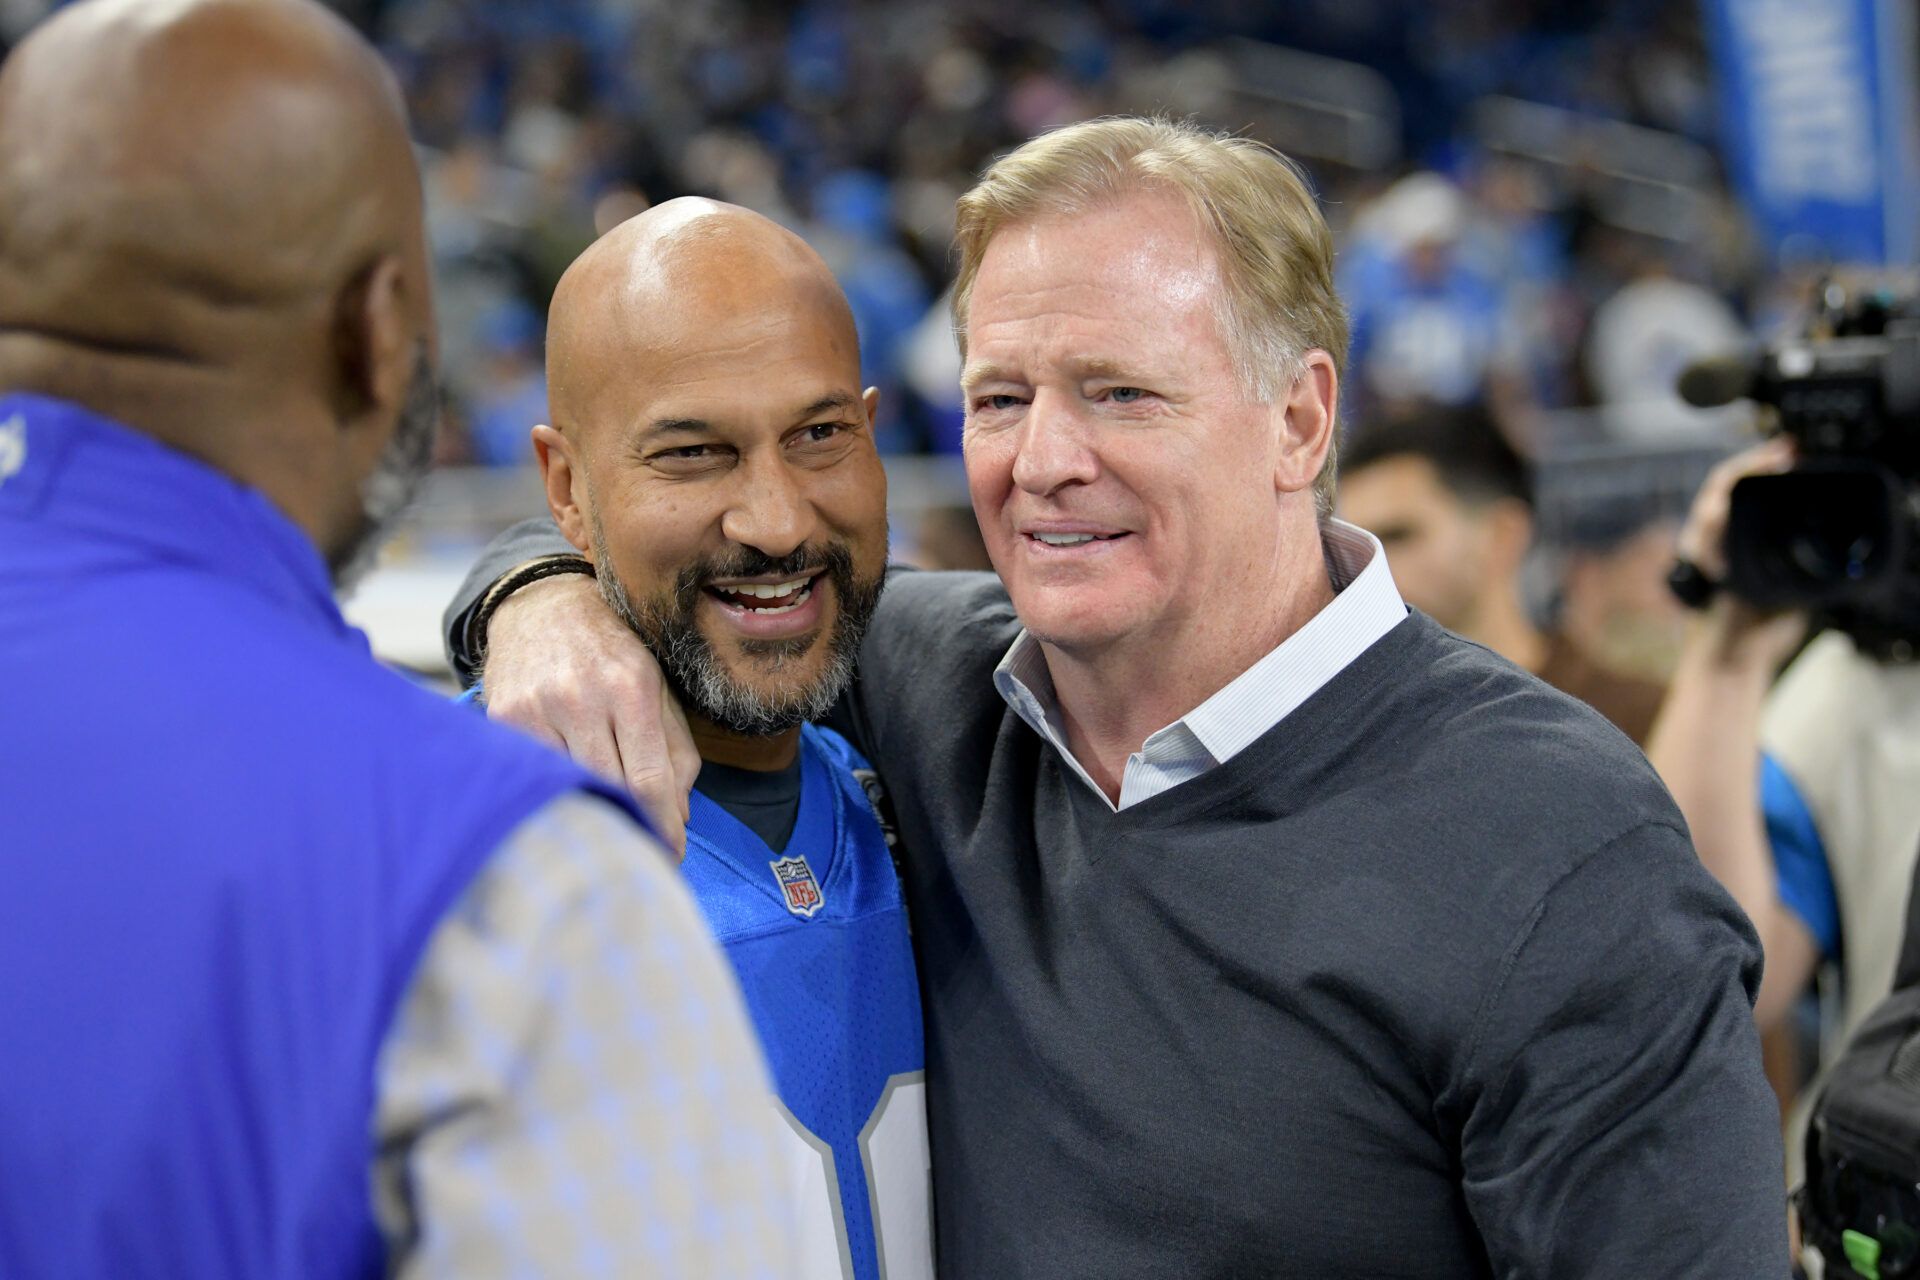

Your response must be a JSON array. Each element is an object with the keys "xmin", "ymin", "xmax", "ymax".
[
  {"xmin": 962, "ymin": 197, "xmax": 1233, "ymax": 379},
  {"xmin": 968, "ymin": 198, "xmax": 1225, "ymax": 333}
]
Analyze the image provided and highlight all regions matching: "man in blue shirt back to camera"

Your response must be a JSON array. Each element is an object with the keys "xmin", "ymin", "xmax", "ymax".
[
  {"xmin": 459, "ymin": 198, "xmax": 932, "ymax": 1280},
  {"xmin": 0, "ymin": 2, "xmax": 790, "ymax": 1277}
]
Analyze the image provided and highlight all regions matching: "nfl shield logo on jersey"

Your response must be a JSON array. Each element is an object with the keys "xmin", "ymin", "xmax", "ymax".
[{"xmin": 770, "ymin": 855, "xmax": 825, "ymax": 919}]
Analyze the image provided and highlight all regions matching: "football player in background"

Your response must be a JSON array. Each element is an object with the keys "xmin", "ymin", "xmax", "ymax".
[{"xmin": 459, "ymin": 199, "xmax": 931, "ymax": 1280}]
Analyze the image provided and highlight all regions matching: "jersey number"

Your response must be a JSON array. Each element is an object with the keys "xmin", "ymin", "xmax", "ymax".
[{"xmin": 773, "ymin": 1072, "xmax": 932, "ymax": 1280}]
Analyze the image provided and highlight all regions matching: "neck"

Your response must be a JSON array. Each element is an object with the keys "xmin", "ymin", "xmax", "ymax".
[
  {"xmin": 1458, "ymin": 588, "xmax": 1546, "ymax": 673},
  {"xmin": 0, "ymin": 337, "xmax": 347, "ymax": 557},
  {"xmin": 1043, "ymin": 525, "xmax": 1337, "ymax": 803},
  {"xmin": 688, "ymin": 714, "xmax": 801, "ymax": 771}
]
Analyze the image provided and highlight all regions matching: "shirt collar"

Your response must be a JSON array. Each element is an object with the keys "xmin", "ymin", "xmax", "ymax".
[{"xmin": 993, "ymin": 518, "xmax": 1406, "ymax": 775}]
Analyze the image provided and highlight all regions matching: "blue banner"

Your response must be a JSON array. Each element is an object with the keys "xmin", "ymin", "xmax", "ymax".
[{"xmin": 1705, "ymin": 0, "xmax": 1920, "ymax": 264}]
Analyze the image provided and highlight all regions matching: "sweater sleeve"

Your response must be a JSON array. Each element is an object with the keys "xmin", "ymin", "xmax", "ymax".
[
  {"xmin": 441, "ymin": 516, "xmax": 582, "ymax": 683},
  {"xmin": 1455, "ymin": 821, "xmax": 1789, "ymax": 1278}
]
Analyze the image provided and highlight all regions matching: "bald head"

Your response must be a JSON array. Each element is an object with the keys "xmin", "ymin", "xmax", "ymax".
[
  {"xmin": 0, "ymin": 0, "xmax": 438, "ymax": 577},
  {"xmin": 0, "ymin": 0, "xmax": 421, "ymax": 363},
  {"xmin": 547, "ymin": 198, "xmax": 858, "ymax": 436}
]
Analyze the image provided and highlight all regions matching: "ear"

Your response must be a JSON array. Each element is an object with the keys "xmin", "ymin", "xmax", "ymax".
[
  {"xmin": 863, "ymin": 385, "xmax": 882, "ymax": 426},
  {"xmin": 1273, "ymin": 349, "xmax": 1338, "ymax": 497},
  {"xmin": 1482, "ymin": 496, "xmax": 1535, "ymax": 573},
  {"xmin": 532, "ymin": 423, "xmax": 592, "ymax": 555},
  {"xmin": 332, "ymin": 255, "xmax": 413, "ymax": 426}
]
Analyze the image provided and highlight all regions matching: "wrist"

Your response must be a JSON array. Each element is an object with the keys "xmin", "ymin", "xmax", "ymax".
[
  {"xmin": 1682, "ymin": 597, "xmax": 1797, "ymax": 677},
  {"xmin": 468, "ymin": 554, "xmax": 595, "ymax": 670}
]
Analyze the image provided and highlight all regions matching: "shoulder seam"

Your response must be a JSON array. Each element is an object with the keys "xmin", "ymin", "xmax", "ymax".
[{"xmin": 1455, "ymin": 817, "xmax": 1690, "ymax": 1090}]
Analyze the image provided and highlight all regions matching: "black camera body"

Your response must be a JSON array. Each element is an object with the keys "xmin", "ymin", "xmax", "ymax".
[
  {"xmin": 1797, "ymin": 877, "xmax": 1920, "ymax": 1279},
  {"xmin": 1686, "ymin": 287, "xmax": 1920, "ymax": 655}
]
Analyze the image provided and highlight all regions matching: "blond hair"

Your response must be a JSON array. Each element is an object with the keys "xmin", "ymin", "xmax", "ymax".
[{"xmin": 952, "ymin": 116, "xmax": 1348, "ymax": 513}]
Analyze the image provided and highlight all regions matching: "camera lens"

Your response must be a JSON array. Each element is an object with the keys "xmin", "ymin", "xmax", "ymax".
[
  {"xmin": 1725, "ymin": 464, "xmax": 1904, "ymax": 609},
  {"xmin": 1786, "ymin": 519, "xmax": 1879, "ymax": 584}
]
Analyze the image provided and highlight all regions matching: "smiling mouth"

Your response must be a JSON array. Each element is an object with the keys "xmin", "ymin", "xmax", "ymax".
[
  {"xmin": 705, "ymin": 572, "xmax": 822, "ymax": 615},
  {"xmin": 1026, "ymin": 532, "xmax": 1127, "ymax": 547}
]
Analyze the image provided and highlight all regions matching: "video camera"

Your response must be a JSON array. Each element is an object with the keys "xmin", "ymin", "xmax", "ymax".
[
  {"xmin": 1680, "ymin": 281, "xmax": 1920, "ymax": 656},
  {"xmin": 1795, "ymin": 871, "xmax": 1920, "ymax": 1280}
]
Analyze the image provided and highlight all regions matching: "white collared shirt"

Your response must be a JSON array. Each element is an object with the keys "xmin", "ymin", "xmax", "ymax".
[{"xmin": 992, "ymin": 518, "xmax": 1407, "ymax": 810}]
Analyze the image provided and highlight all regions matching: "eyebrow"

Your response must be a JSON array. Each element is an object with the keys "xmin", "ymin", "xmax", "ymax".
[
  {"xmin": 632, "ymin": 392, "xmax": 861, "ymax": 445},
  {"xmin": 959, "ymin": 361, "xmax": 1013, "ymax": 393},
  {"xmin": 794, "ymin": 392, "xmax": 860, "ymax": 420},
  {"xmin": 960, "ymin": 356, "xmax": 1143, "ymax": 391},
  {"xmin": 638, "ymin": 417, "xmax": 712, "ymax": 441}
]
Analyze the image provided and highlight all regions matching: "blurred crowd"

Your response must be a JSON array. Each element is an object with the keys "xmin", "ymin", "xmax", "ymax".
[{"xmin": 201, "ymin": 0, "xmax": 1777, "ymax": 464}]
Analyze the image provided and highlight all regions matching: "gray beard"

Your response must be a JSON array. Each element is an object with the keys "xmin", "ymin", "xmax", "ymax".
[
  {"xmin": 589, "ymin": 510, "xmax": 875, "ymax": 737},
  {"xmin": 331, "ymin": 346, "xmax": 439, "ymax": 594}
]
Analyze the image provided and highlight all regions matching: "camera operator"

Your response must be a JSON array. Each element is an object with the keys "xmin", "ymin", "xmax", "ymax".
[{"xmin": 1647, "ymin": 297, "xmax": 1920, "ymax": 1178}]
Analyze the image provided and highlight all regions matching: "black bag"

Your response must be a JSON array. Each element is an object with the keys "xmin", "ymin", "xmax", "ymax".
[{"xmin": 1799, "ymin": 876, "xmax": 1920, "ymax": 1279}]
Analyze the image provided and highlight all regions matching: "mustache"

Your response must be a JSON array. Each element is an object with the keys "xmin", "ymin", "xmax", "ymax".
[
  {"xmin": 600, "ymin": 533, "xmax": 881, "ymax": 736},
  {"xmin": 670, "ymin": 543, "xmax": 855, "ymax": 605}
]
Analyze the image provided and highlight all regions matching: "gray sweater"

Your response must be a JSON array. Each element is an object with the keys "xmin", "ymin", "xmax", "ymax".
[{"xmin": 448, "ymin": 531, "xmax": 1788, "ymax": 1278}]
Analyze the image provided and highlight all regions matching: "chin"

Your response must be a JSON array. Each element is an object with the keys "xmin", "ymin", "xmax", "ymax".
[
  {"xmin": 1011, "ymin": 594, "xmax": 1142, "ymax": 655},
  {"xmin": 714, "ymin": 630, "xmax": 828, "ymax": 672}
]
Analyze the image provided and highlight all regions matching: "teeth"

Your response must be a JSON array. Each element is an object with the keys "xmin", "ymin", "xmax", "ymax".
[
  {"xmin": 1035, "ymin": 533, "xmax": 1100, "ymax": 546},
  {"xmin": 718, "ymin": 576, "xmax": 811, "ymax": 599},
  {"xmin": 737, "ymin": 585, "xmax": 812, "ymax": 615}
]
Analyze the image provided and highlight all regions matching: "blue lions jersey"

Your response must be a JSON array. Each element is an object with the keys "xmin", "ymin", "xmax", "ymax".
[{"xmin": 680, "ymin": 723, "xmax": 932, "ymax": 1280}]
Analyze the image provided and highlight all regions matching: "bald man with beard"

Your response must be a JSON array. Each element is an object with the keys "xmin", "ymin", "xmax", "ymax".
[
  {"xmin": 461, "ymin": 199, "xmax": 932, "ymax": 1280},
  {"xmin": 0, "ymin": 3, "xmax": 787, "ymax": 1277}
]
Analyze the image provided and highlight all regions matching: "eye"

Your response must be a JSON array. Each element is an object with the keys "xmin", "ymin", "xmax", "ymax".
[
  {"xmin": 974, "ymin": 394, "xmax": 1026, "ymax": 413},
  {"xmin": 643, "ymin": 440, "xmax": 731, "ymax": 472},
  {"xmin": 1105, "ymin": 386, "xmax": 1149, "ymax": 404},
  {"xmin": 792, "ymin": 420, "xmax": 861, "ymax": 453}
]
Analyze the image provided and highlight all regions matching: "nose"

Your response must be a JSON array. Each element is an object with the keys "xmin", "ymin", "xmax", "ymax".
[
  {"xmin": 1009, "ymin": 391, "xmax": 1099, "ymax": 497},
  {"xmin": 720, "ymin": 452, "xmax": 819, "ymax": 560}
]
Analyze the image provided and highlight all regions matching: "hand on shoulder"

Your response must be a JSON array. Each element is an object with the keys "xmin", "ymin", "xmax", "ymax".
[{"xmin": 483, "ymin": 573, "xmax": 700, "ymax": 856}]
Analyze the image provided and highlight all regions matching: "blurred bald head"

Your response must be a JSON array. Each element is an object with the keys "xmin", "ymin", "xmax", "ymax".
[
  {"xmin": 0, "ymin": 0, "xmax": 437, "ymax": 580},
  {"xmin": 547, "ymin": 198, "xmax": 858, "ymax": 440}
]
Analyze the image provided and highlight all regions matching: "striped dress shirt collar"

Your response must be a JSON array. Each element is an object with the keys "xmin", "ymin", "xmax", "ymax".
[{"xmin": 992, "ymin": 518, "xmax": 1407, "ymax": 811}]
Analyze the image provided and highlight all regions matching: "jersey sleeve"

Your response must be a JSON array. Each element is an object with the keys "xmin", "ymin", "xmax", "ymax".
[{"xmin": 1761, "ymin": 751, "xmax": 1841, "ymax": 959}]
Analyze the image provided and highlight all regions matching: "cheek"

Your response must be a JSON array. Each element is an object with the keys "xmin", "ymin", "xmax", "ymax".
[
  {"xmin": 963, "ymin": 437, "xmax": 1018, "ymax": 526},
  {"xmin": 812, "ymin": 462, "xmax": 890, "ymax": 557},
  {"xmin": 599, "ymin": 492, "xmax": 709, "ymax": 595}
]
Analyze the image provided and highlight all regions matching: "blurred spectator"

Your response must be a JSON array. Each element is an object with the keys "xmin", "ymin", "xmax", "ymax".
[
  {"xmin": 1557, "ymin": 511, "xmax": 1691, "ymax": 687},
  {"xmin": 910, "ymin": 506, "xmax": 992, "ymax": 572},
  {"xmin": 1339, "ymin": 402, "xmax": 1666, "ymax": 743},
  {"xmin": 1341, "ymin": 173, "xmax": 1536, "ymax": 425},
  {"xmin": 464, "ymin": 300, "xmax": 548, "ymax": 467},
  {"xmin": 1584, "ymin": 274, "xmax": 1747, "ymax": 445}
]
